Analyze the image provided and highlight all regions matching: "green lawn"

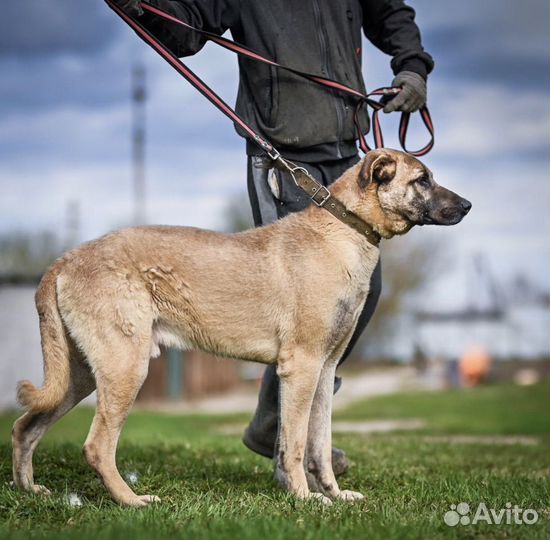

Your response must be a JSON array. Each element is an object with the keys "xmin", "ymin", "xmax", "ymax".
[{"xmin": 0, "ymin": 383, "xmax": 548, "ymax": 539}]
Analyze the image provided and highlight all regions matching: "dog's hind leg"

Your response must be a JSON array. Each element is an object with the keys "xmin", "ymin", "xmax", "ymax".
[
  {"xmin": 12, "ymin": 349, "xmax": 95, "ymax": 495},
  {"xmin": 275, "ymin": 348, "xmax": 331, "ymax": 504},
  {"xmin": 82, "ymin": 334, "xmax": 156, "ymax": 507}
]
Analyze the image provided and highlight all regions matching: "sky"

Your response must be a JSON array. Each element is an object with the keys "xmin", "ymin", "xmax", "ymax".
[{"xmin": 0, "ymin": 0, "xmax": 548, "ymax": 312}]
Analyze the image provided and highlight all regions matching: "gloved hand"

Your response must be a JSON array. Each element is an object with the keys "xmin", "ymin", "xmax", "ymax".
[
  {"xmin": 383, "ymin": 71, "xmax": 427, "ymax": 113},
  {"xmin": 111, "ymin": 0, "xmax": 143, "ymax": 17}
]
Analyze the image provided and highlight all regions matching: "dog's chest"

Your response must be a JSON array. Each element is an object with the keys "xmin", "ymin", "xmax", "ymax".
[
  {"xmin": 323, "ymin": 250, "xmax": 376, "ymax": 343},
  {"xmin": 327, "ymin": 286, "xmax": 369, "ymax": 349}
]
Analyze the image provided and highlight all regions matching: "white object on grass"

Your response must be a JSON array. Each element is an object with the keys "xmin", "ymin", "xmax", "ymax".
[
  {"xmin": 67, "ymin": 493, "xmax": 83, "ymax": 507},
  {"xmin": 126, "ymin": 471, "xmax": 139, "ymax": 485}
]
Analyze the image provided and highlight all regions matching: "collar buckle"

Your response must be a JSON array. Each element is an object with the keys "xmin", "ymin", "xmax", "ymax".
[{"xmin": 310, "ymin": 185, "xmax": 331, "ymax": 207}]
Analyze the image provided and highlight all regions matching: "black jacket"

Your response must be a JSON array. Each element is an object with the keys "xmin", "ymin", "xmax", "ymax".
[{"xmin": 140, "ymin": 0, "xmax": 434, "ymax": 161}]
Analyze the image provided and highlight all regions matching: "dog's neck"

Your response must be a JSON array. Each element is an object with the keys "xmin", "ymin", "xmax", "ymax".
[
  {"xmin": 296, "ymin": 162, "xmax": 398, "ymax": 241},
  {"xmin": 287, "ymin": 195, "xmax": 377, "ymax": 278},
  {"xmin": 327, "ymin": 162, "xmax": 402, "ymax": 239},
  {"xmin": 291, "ymin": 204, "xmax": 379, "ymax": 289}
]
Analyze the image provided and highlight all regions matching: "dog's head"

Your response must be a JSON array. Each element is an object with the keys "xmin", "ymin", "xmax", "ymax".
[{"xmin": 352, "ymin": 149, "xmax": 471, "ymax": 237}]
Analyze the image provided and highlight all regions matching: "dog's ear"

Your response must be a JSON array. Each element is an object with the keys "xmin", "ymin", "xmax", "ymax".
[{"xmin": 358, "ymin": 153, "xmax": 397, "ymax": 188}]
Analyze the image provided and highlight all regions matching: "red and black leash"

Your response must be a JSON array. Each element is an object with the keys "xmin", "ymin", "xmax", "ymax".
[{"xmin": 105, "ymin": 0, "xmax": 434, "ymax": 159}]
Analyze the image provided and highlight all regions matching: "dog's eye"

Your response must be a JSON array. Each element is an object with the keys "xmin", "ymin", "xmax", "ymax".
[{"xmin": 416, "ymin": 176, "xmax": 430, "ymax": 188}]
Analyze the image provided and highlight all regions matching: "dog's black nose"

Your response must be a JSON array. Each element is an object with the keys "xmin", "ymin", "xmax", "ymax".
[{"xmin": 460, "ymin": 199, "xmax": 472, "ymax": 214}]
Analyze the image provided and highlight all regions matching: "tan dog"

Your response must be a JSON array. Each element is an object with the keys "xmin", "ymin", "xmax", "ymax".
[{"xmin": 12, "ymin": 149, "xmax": 471, "ymax": 506}]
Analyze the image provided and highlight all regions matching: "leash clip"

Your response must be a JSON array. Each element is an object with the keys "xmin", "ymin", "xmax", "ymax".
[
  {"xmin": 265, "ymin": 151, "xmax": 332, "ymax": 207},
  {"xmin": 267, "ymin": 148, "xmax": 281, "ymax": 161}
]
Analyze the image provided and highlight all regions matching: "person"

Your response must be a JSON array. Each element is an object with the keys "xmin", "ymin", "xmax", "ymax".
[{"xmin": 111, "ymin": 0, "xmax": 434, "ymax": 474}]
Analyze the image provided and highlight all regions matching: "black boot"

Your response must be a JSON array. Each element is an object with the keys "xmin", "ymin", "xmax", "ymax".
[
  {"xmin": 242, "ymin": 364, "xmax": 279, "ymax": 458},
  {"xmin": 242, "ymin": 364, "xmax": 349, "ymax": 475}
]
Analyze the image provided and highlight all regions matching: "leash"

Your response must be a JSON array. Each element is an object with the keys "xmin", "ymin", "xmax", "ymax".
[{"xmin": 105, "ymin": 0, "xmax": 435, "ymax": 245}]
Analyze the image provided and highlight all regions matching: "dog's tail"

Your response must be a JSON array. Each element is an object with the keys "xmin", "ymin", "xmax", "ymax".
[{"xmin": 17, "ymin": 265, "xmax": 71, "ymax": 413}]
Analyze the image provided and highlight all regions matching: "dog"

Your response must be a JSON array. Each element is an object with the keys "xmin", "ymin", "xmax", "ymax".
[{"xmin": 12, "ymin": 149, "xmax": 471, "ymax": 506}]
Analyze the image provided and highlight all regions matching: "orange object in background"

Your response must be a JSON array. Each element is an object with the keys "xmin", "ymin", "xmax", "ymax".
[{"xmin": 459, "ymin": 345, "xmax": 492, "ymax": 387}]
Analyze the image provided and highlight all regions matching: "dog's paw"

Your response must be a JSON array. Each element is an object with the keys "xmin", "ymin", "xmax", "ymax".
[
  {"xmin": 137, "ymin": 494, "xmax": 161, "ymax": 506},
  {"xmin": 307, "ymin": 492, "xmax": 333, "ymax": 506},
  {"xmin": 30, "ymin": 484, "xmax": 51, "ymax": 495},
  {"xmin": 336, "ymin": 489, "xmax": 364, "ymax": 502},
  {"xmin": 123, "ymin": 494, "xmax": 161, "ymax": 507}
]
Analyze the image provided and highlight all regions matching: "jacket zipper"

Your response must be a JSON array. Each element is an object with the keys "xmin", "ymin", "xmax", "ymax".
[{"xmin": 312, "ymin": 0, "xmax": 344, "ymax": 158}]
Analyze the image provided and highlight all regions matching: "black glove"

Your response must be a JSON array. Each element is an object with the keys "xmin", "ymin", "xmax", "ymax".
[
  {"xmin": 383, "ymin": 71, "xmax": 427, "ymax": 113},
  {"xmin": 112, "ymin": 0, "xmax": 143, "ymax": 17}
]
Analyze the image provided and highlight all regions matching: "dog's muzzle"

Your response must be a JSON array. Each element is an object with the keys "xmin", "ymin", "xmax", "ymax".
[{"xmin": 423, "ymin": 189, "xmax": 472, "ymax": 226}]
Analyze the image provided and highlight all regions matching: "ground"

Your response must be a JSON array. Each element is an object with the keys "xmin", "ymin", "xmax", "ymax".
[{"xmin": 0, "ymin": 382, "xmax": 548, "ymax": 539}]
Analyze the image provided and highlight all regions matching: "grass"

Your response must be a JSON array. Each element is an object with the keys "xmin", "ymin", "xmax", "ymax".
[{"xmin": 0, "ymin": 382, "xmax": 548, "ymax": 539}]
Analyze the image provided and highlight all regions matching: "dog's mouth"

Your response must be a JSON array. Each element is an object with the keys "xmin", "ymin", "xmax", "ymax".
[{"xmin": 420, "ymin": 213, "xmax": 435, "ymax": 225}]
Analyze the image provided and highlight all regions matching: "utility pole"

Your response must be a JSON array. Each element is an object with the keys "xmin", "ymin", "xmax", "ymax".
[{"xmin": 132, "ymin": 64, "xmax": 146, "ymax": 225}]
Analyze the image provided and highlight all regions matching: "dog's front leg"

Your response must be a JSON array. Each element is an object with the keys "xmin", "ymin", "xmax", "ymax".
[
  {"xmin": 306, "ymin": 361, "xmax": 365, "ymax": 502},
  {"xmin": 275, "ymin": 350, "xmax": 331, "ymax": 505}
]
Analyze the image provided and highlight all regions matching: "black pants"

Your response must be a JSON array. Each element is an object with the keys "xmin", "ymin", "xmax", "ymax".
[{"xmin": 243, "ymin": 153, "xmax": 382, "ymax": 456}]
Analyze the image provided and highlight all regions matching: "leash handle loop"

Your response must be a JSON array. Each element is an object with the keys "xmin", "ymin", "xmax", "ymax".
[
  {"xmin": 354, "ymin": 87, "xmax": 434, "ymax": 157},
  {"xmin": 398, "ymin": 107, "xmax": 435, "ymax": 157}
]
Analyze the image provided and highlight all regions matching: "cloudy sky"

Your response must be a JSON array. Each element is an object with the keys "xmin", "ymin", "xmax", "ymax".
[{"xmin": 0, "ymin": 0, "xmax": 548, "ymax": 311}]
